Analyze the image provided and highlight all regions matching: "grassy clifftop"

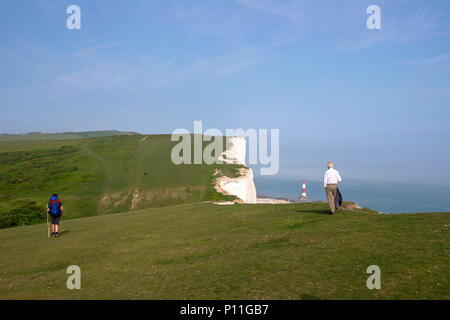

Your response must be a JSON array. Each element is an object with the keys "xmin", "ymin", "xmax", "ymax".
[
  {"xmin": 0, "ymin": 201, "xmax": 448, "ymax": 299},
  {"xmin": 0, "ymin": 131, "xmax": 448, "ymax": 299},
  {"xmin": 0, "ymin": 134, "xmax": 238, "ymax": 227}
]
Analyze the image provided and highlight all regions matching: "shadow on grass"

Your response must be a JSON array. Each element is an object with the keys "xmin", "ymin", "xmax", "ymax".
[
  {"xmin": 58, "ymin": 230, "xmax": 70, "ymax": 237},
  {"xmin": 296, "ymin": 209, "xmax": 330, "ymax": 215}
]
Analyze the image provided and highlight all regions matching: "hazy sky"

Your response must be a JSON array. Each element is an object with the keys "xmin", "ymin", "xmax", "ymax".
[{"xmin": 1, "ymin": 0, "xmax": 450, "ymax": 185}]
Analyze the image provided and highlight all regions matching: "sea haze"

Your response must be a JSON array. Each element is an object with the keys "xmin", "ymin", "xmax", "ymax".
[{"xmin": 253, "ymin": 176, "xmax": 450, "ymax": 214}]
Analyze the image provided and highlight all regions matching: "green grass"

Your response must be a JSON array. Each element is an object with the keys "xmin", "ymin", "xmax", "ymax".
[
  {"xmin": 0, "ymin": 201, "xmax": 448, "ymax": 299},
  {"xmin": 0, "ymin": 134, "xmax": 238, "ymax": 227},
  {"xmin": 0, "ymin": 130, "xmax": 137, "ymax": 142},
  {"xmin": 1, "ymin": 131, "xmax": 448, "ymax": 299}
]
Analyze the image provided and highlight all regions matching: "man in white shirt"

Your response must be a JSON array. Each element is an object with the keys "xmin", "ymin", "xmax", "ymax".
[{"xmin": 323, "ymin": 162, "xmax": 342, "ymax": 214}]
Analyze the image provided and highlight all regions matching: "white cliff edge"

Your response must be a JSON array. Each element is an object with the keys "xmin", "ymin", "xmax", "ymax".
[{"xmin": 214, "ymin": 137, "xmax": 257, "ymax": 204}]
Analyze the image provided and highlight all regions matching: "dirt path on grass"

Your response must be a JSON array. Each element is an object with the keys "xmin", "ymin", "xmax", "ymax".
[
  {"xmin": 82, "ymin": 136, "xmax": 148, "ymax": 210},
  {"xmin": 131, "ymin": 136, "xmax": 149, "ymax": 210},
  {"xmin": 80, "ymin": 141, "xmax": 111, "ymax": 183}
]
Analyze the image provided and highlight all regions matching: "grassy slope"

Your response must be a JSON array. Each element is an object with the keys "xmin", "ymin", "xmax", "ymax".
[
  {"xmin": 0, "ymin": 130, "xmax": 137, "ymax": 142},
  {"xmin": 0, "ymin": 134, "xmax": 238, "ymax": 223},
  {"xmin": 0, "ymin": 201, "xmax": 448, "ymax": 299}
]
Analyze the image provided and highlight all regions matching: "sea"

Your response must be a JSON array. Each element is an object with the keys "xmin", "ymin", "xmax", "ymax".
[{"xmin": 253, "ymin": 176, "xmax": 450, "ymax": 214}]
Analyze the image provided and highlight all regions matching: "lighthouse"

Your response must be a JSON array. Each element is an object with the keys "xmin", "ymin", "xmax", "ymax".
[{"xmin": 299, "ymin": 179, "xmax": 307, "ymax": 202}]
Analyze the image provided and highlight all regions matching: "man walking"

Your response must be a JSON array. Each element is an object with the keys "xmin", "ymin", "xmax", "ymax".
[
  {"xmin": 324, "ymin": 162, "xmax": 342, "ymax": 214},
  {"xmin": 47, "ymin": 194, "xmax": 63, "ymax": 237}
]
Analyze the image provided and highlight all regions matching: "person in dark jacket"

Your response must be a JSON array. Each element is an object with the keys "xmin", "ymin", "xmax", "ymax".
[
  {"xmin": 47, "ymin": 194, "xmax": 64, "ymax": 237},
  {"xmin": 335, "ymin": 188, "xmax": 343, "ymax": 211}
]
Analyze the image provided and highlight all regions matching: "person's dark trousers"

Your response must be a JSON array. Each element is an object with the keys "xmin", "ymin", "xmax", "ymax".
[{"xmin": 325, "ymin": 184, "xmax": 338, "ymax": 214}]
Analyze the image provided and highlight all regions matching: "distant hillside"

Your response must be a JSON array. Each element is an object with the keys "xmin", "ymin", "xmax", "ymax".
[
  {"xmin": 0, "ymin": 134, "xmax": 239, "ymax": 228},
  {"xmin": 0, "ymin": 130, "xmax": 138, "ymax": 142}
]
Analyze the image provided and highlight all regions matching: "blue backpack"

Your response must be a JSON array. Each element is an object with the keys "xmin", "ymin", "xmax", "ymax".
[{"xmin": 49, "ymin": 196, "xmax": 62, "ymax": 216}]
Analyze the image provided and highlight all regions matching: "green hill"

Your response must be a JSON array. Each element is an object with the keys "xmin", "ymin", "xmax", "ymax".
[
  {"xmin": 0, "ymin": 130, "xmax": 138, "ymax": 142},
  {"xmin": 0, "ymin": 201, "xmax": 448, "ymax": 299},
  {"xmin": 0, "ymin": 134, "xmax": 238, "ymax": 228}
]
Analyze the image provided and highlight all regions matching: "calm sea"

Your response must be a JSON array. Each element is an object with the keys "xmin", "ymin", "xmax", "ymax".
[{"xmin": 253, "ymin": 176, "xmax": 450, "ymax": 214}]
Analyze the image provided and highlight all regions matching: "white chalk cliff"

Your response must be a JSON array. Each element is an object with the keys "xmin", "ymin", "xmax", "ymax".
[{"xmin": 215, "ymin": 137, "xmax": 257, "ymax": 204}]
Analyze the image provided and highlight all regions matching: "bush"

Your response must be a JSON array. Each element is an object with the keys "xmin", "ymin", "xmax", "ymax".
[{"xmin": 0, "ymin": 201, "xmax": 46, "ymax": 229}]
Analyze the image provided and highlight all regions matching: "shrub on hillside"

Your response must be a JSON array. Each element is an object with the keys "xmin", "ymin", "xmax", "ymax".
[{"xmin": 0, "ymin": 201, "xmax": 45, "ymax": 229}]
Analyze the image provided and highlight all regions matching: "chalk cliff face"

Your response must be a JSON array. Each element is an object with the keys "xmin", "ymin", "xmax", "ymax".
[
  {"xmin": 218, "ymin": 136, "xmax": 247, "ymax": 165},
  {"xmin": 215, "ymin": 137, "xmax": 257, "ymax": 204}
]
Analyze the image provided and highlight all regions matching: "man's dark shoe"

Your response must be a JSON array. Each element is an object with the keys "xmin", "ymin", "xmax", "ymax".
[
  {"xmin": 329, "ymin": 211, "xmax": 334, "ymax": 215},
  {"xmin": 55, "ymin": 233, "xmax": 58, "ymax": 237}
]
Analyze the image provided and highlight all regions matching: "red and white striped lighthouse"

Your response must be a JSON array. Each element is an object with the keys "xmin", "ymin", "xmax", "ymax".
[
  {"xmin": 299, "ymin": 179, "xmax": 307, "ymax": 202},
  {"xmin": 301, "ymin": 180, "xmax": 307, "ymax": 198}
]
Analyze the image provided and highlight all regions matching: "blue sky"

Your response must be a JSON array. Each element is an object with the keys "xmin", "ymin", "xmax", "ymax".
[{"xmin": 1, "ymin": 0, "xmax": 450, "ymax": 185}]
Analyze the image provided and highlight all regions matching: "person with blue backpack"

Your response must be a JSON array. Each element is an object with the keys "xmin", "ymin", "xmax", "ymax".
[{"xmin": 47, "ymin": 194, "xmax": 64, "ymax": 237}]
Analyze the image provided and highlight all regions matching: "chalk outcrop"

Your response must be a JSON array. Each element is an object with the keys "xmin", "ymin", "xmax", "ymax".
[
  {"xmin": 215, "ymin": 137, "xmax": 257, "ymax": 204},
  {"xmin": 257, "ymin": 198, "xmax": 293, "ymax": 204},
  {"xmin": 218, "ymin": 136, "xmax": 247, "ymax": 165},
  {"xmin": 215, "ymin": 167, "xmax": 257, "ymax": 204}
]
